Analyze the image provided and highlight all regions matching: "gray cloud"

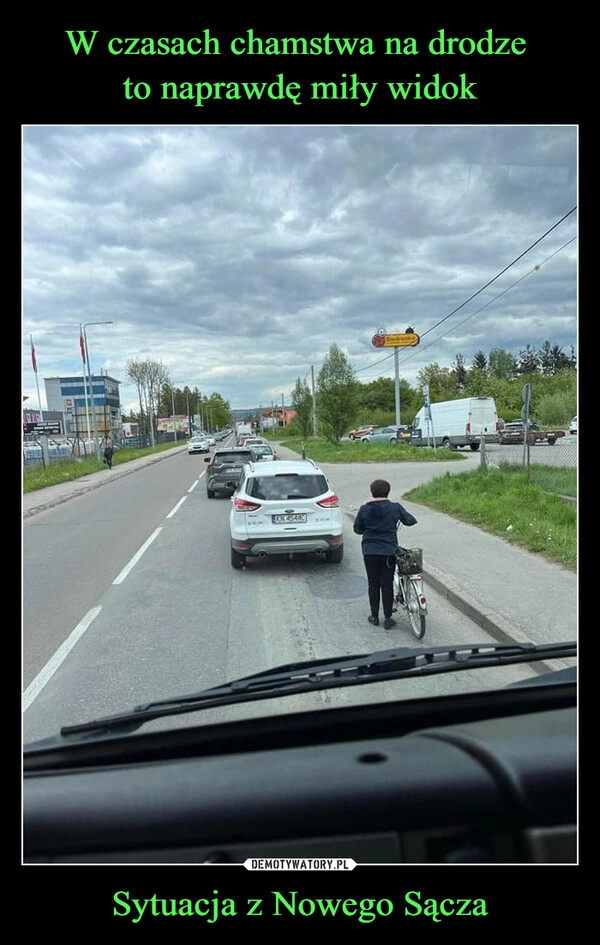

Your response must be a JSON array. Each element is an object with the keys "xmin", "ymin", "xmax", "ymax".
[{"xmin": 23, "ymin": 125, "xmax": 577, "ymax": 412}]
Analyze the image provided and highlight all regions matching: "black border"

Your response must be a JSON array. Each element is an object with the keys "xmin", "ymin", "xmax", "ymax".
[{"xmin": 21, "ymin": 8, "xmax": 581, "ymax": 933}]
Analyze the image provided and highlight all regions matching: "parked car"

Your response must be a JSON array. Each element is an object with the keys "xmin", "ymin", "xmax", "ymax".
[
  {"xmin": 569, "ymin": 416, "xmax": 577, "ymax": 435},
  {"xmin": 187, "ymin": 435, "xmax": 210, "ymax": 455},
  {"xmin": 204, "ymin": 447, "xmax": 255, "ymax": 498},
  {"xmin": 360, "ymin": 426, "xmax": 406, "ymax": 444},
  {"xmin": 498, "ymin": 421, "xmax": 540, "ymax": 445},
  {"xmin": 497, "ymin": 420, "xmax": 565, "ymax": 446},
  {"xmin": 229, "ymin": 459, "xmax": 344, "ymax": 568},
  {"xmin": 348, "ymin": 425, "xmax": 378, "ymax": 440}
]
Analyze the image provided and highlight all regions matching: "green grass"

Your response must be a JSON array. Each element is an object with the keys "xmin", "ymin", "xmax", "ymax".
[
  {"xmin": 404, "ymin": 467, "xmax": 577, "ymax": 571},
  {"xmin": 496, "ymin": 461, "xmax": 577, "ymax": 498},
  {"xmin": 272, "ymin": 436, "xmax": 465, "ymax": 464},
  {"xmin": 23, "ymin": 439, "xmax": 577, "ymax": 573},
  {"xmin": 22, "ymin": 441, "xmax": 182, "ymax": 493}
]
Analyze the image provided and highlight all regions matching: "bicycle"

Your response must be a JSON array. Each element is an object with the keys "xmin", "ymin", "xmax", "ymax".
[{"xmin": 392, "ymin": 544, "xmax": 427, "ymax": 640}]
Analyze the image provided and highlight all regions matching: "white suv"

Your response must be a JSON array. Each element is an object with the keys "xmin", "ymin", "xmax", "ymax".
[{"xmin": 229, "ymin": 459, "xmax": 344, "ymax": 568}]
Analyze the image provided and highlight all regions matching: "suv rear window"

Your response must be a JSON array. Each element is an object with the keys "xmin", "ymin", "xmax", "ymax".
[
  {"xmin": 246, "ymin": 474, "xmax": 329, "ymax": 501},
  {"xmin": 211, "ymin": 451, "xmax": 253, "ymax": 465}
]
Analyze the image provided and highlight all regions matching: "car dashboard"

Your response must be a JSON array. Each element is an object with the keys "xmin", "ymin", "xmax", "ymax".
[{"xmin": 23, "ymin": 677, "xmax": 576, "ymax": 865}]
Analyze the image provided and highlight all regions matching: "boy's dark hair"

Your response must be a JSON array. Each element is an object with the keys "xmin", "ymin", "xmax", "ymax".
[{"xmin": 370, "ymin": 479, "xmax": 391, "ymax": 498}]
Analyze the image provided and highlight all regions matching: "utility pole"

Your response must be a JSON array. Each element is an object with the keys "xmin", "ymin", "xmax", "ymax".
[
  {"xmin": 83, "ymin": 320, "xmax": 113, "ymax": 460},
  {"xmin": 79, "ymin": 323, "xmax": 91, "ymax": 443},
  {"xmin": 311, "ymin": 364, "xmax": 317, "ymax": 436},
  {"xmin": 394, "ymin": 347, "xmax": 401, "ymax": 426},
  {"xmin": 171, "ymin": 388, "xmax": 177, "ymax": 442}
]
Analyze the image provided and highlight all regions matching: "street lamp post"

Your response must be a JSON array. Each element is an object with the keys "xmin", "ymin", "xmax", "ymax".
[{"xmin": 83, "ymin": 321, "xmax": 114, "ymax": 459}]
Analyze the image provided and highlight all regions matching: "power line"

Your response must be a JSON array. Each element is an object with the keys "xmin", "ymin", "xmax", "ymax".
[
  {"xmin": 381, "ymin": 235, "xmax": 578, "ymax": 372},
  {"xmin": 354, "ymin": 206, "xmax": 577, "ymax": 376},
  {"xmin": 418, "ymin": 206, "xmax": 576, "ymax": 341}
]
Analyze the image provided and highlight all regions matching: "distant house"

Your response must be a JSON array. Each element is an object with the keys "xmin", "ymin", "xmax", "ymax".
[{"xmin": 259, "ymin": 407, "xmax": 296, "ymax": 427}]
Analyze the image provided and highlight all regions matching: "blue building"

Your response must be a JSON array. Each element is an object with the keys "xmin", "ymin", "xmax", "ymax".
[{"xmin": 44, "ymin": 373, "xmax": 122, "ymax": 439}]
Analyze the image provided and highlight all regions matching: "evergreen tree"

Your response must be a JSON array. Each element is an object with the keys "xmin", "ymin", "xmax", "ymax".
[
  {"xmin": 517, "ymin": 345, "xmax": 540, "ymax": 374},
  {"xmin": 452, "ymin": 354, "xmax": 468, "ymax": 391}
]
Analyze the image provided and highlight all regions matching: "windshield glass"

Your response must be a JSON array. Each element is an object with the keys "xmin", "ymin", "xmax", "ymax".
[{"xmin": 22, "ymin": 125, "xmax": 577, "ymax": 747}]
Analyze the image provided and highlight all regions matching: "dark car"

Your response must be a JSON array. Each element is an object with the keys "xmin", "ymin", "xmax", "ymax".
[
  {"xmin": 499, "ymin": 420, "xmax": 540, "ymax": 445},
  {"xmin": 204, "ymin": 448, "xmax": 254, "ymax": 498}
]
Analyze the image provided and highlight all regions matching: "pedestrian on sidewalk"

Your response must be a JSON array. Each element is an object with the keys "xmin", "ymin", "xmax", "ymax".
[
  {"xmin": 353, "ymin": 478, "xmax": 417, "ymax": 630},
  {"xmin": 103, "ymin": 436, "xmax": 114, "ymax": 469}
]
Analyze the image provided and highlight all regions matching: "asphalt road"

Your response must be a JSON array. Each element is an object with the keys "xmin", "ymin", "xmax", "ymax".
[{"xmin": 23, "ymin": 445, "xmax": 546, "ymax": 745}]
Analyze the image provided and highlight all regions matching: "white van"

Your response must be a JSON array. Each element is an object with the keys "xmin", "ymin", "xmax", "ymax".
[{"xmin": 411, "ymin": 396, "xmax": 500, "ymax": 451}]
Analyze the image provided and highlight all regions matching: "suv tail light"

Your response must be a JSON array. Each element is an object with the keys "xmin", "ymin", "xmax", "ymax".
[
  {"xmin": 317, "ymin": 494, "xmax": 339, "ymax": 508},
  {"xmin": 234, "ymin": 497, "xmax": 262, "ymax": 512}
]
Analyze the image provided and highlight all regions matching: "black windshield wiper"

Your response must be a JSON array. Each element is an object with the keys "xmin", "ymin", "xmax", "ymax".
[{"xmin": 53, "ymin": 641, "xmax": 576, "ymax": 739}]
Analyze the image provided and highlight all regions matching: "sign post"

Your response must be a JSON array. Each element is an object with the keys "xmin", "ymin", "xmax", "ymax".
[
  {"xmin": 521, "ymin": 383, "xmax": 532, "ymax": 470},
  {"xmin": 372, "ymin": 328, "xmax": 420, "ymax": 428},
  {"xmin": 422, "ymin": 384, "xmax": 435, "ymax": 450}
]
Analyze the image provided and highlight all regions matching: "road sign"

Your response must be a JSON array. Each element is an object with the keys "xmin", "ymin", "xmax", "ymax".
[
  {"xmin": 372, "ymin": 332, "xmax": 420, "ymax": 348},
  {"xmin": 521, "ymin": 383, "xmax": 532, "ymax": 423}
]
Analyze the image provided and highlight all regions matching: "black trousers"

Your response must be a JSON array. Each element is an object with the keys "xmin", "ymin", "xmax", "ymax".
[{"xmin": 363, "ymin": 554, "xmax": 396, "ymax": 619}]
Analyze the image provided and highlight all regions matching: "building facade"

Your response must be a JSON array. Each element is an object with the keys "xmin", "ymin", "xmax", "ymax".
[{"xmin": 44, "ymin": 373, "xmax": 122, "ymax": 440}]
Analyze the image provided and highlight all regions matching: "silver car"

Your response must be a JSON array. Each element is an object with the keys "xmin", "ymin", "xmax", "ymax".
[
  {"xmin": 360, "ymin": 426, "xmax": 404, "ymax": 444},
  {"xmin": 249, "ymin": 444, "xmax": 278, "ymax": 462}
]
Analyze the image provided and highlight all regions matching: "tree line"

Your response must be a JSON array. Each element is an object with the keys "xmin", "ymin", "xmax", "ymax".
[
  {"xmin": 122, "ymin": 358, "xmax": 232, "ymax": 440},
  {"xmin": 120, "ymin": 339, "xmax": 576, "ymax": 446},
  {"xmin": 290, "ymin": 340, "xmax": 577, "ymax": 444}
]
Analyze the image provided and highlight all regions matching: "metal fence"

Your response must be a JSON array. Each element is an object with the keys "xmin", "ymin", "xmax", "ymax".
[
  {"xmin": 23, "ymin": 432, "xmax": 187, "ymax": 468},
  {"xmin": 479, "ymin": 435, "xmax": 577, "ymax": 494}
]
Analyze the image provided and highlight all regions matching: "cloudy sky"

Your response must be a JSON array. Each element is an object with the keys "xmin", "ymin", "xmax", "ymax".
[{"xmin": 22, "ymin": 125, "xmax": 577, "ymax": 415}]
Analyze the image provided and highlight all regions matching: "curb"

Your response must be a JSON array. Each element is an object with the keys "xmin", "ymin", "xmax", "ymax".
[
  {"xmin": 343, "ymin": 508, "xmax": 570, "ymax": 675},
  {"xmin": 22, "ymin": 447, "xmax": 186, "ymax": 519}
]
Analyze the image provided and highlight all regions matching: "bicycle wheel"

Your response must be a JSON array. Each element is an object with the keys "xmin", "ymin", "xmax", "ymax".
[
  {"xmin": 405, "ymin": 578, "xmax": 426, "ymax": 640},
  {"xmin": 392, "ymin": 564, "xmax": 402, "ymax": 613}
]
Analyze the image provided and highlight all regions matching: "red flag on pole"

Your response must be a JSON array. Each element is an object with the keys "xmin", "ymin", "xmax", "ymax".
[
  {"xmin": 30, "ymin": 335, "xmax": 37, "ymax": 374},
  {"xmin": 79, "ymin": 328, "xmax": 86, "ymax": 364}
]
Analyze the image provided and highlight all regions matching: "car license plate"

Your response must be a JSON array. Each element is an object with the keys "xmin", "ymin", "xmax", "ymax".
[{"xmin": 272, "ymin": 514, "xmax": 307, "ymax": 524}]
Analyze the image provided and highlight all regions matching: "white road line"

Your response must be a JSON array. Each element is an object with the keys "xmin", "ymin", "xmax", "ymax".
[
  {"xmin": 24, "ymin": 470, "xmax": 207, "ymax": 710},
  {"xmin": 23, "ymin": 606, "xmax": 102, "ymax": 711},
  {"xmin": 188, "ymin": 470, "xmax": 206, "ymax": 493},
  {"xmin": 113, "ymin": 527, "xmax": 163, "ymax": 584},
  {"xmin": 167, "ymin": 496, "xmax": 188, "ymax": 518}
]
